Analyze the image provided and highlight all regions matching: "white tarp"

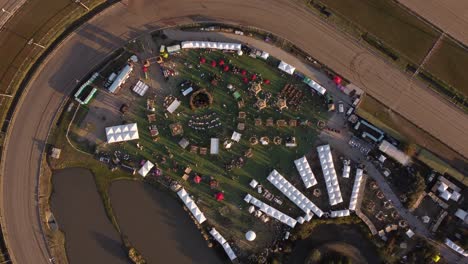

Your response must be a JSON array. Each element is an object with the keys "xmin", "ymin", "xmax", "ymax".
[
  {"xmin": 177, "ymin": 188, "xmax": 207, "ymax": 224},
  {"xmin": 138, "ymin": 160, "xmax": 154, "ymax": 177},
  {"xmin": 209, "ymin": 228, "xmax": 237, "ymax": 261},
  {"xmin": 244, "ymin": 194, "xmax": 297, "ymax": 228},
  {"xmin": 445, "ymin": 238, "xmax": 468, "ymax": 257},
  {"xmin": 330, "ymin": 209, "xmax": 350, "ymax": 218},
  {"xmin": 132, "ymin": 80, "xmax": 149, "ymax": 96},
  {"xmin": 267, "ymin": 170, "xmax": 324, "ymax": 217},
  {"xmin": 278, "ymin": 61, "xmax": 295, "ymax": 75},
  {"xmin": 294, "ymin": 156, "xmax": 318, "ymax": 188},
  {"xmin": 167, "ymin": 99, "xmax": 181, "ymax": 114},
  {"xmin": 379, "ymin": 140, "xmax": 410, "ymax": 165},
  {"xmin": 210, "ymin": 138, "xmax": 219, "ymax": 154},
  {"xmin": 181, "ymin": 41, "xmax": 242, "ymax": 51},
  {"xmin": 303, "ymin": 77, "xmax": 326, "ymax": 95},
  {"xmin": 105, "ymin": 123, "xmax": 139, "ymax": 143},
  {"xmin": 342, "ymin": 164, "xmax": 351, "ymax": 178},
  {"xmin": 349, "ymin": 168, "xmax": 364, "ymax": 211},
  {"xmin": 317, "ymin": 145, "xmax": 343, "ymax": 206},
  {"xmin": 231, "ymin": 131, "xmax": 242, "ymax": 142}
]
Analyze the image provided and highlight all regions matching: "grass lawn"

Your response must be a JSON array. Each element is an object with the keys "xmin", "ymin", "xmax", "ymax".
[{"xmin": 416, "ymin": 149, "xmax": 468, "ymax": 186}]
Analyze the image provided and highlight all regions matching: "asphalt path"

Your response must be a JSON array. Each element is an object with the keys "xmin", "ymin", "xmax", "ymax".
[{"xmin": 1, "ymin": 0, "xmax": 467, "ymax": 263}]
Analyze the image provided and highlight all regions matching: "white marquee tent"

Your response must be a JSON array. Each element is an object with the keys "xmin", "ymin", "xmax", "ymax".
[
  {"xmin": 303, "ymin": 77, "xmax": 326, "ymax": 95},
  {"xmin": 278, "ymin": 61, "xmax": 296, "ymax": 75},
  {"xmin": 231, "ymin": 131, "xmax": 242, "ymax": 142},
  {"xmin": 317, "ymin": 145, "xmax": 343, "ymax": 206},
  {"xmin": 260, "ymin": 51, "xmax": 269, "ymax": 60},
  {"xmin": 294, "ymin": 156, "xmax": 318, "ymax": 188},
  {"xmin": 445, "ymin": 238, "xmax": 468, "ymax": 257},
  {"xmin": 166, "ymin": 99, "xmax": 181, "ymax": 114},
  {"xmin": 181, "ymin": 41, "xmax": 242, "ymax": 51},
  {"xmin": 105, "ymin": 123, "xmax": 139, "ymax": 143},
  {"xmin": 244, "ymin": 194, "xmax": 297, "ymax": 228},
  {"xmin": 210, "ymin": 138, "xmax": 219, "ymax": 154},
  {"xmin": 267, "ymin": 170, "xmax": 324, "ymax": 217},
  {"xmin": 330, "ymin": 209, "xmax": 350, "ymax": 218},
  {"xmin": 177, "ymin": 188, "xmax": 207, "ymax": 224},
  {"xmin": 138, "ymin": 160, "xmax": 154, "ymax": 177},
  {"xmin": 342, "ymin": 164, "xmax": 351, "ymax": 178},
  {"xmin": 349, "ymin": 168, "xmax": 364, "ymax": 211},
  {"xmin": 132, "ymin": 80, "xmax": 149, "ymax": 96},
  {"xmin": 210, "ymin": 228, "xmax": 237, "ymax": 261}
]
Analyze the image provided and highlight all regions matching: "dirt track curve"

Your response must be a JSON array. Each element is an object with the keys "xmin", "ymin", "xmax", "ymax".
[{"xmin": 1, "ymin": 0, "xmax": 467, "ymax": 263}]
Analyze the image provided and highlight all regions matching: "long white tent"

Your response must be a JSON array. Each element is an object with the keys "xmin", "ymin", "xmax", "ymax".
[
  {"xmin": 138, "ymin": 160, "xmax": 154, "ymax": 177},
  {"xmin": 108, "ymin": 64, "xmax": 133, "ymax": 93},
  {"xmin": 210, "ymin": 228, "xmax": 237, "ymax": 261},
  {"xmin": 445, "ymin": 238, "xmax": 468, "ymax": 257},
  {"xmin": 303, "ymin": 77, "xmax": 326, "ymax": 95},
  {"xmin": 379, "ymin": 140, "xmax": 410, "ymax": 165},
  {"xmin": 317, "ymin": 145, "xmax": 343, "ymax": 206},
  {"xmin": 181, "ymin": 41, "xmax": 242, "ymax": 51},
  {"xmin": 267, "ymin": 170, "xmax": 324, "ymax": 217},
  {"xmin": 294, "ymin": 156, "xmax": 318, "ymax": 188},
  {"xmin": 177, "ymin": 188, "xmax": 207, "ymax": 224},
  {"xmin": 349, "ymin": 168, "xmax": 364, "ymax": 211},
  {"xmin": 244, "ymin": 194, "xmax": 297, "ymax": 228},
  {"xmin": 342, "ymin": 164, "xmax": 351, "ymax": 178},
  {"xmin": 105, "ymin": 123, "xmax": 139, "ymax": 143},
  {"xmin": 278, "ymin": 61, "xmax": 296, "ymax": 75},
  {"xmin": 210, "ymin": 138, "xmax": 219, "ymax": 154},
  {"xmin": 330, "ymin": 209, "xmax": 350, "ymax": 218}
]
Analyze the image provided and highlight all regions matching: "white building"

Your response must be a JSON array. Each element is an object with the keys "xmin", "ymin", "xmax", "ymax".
[
  {"xmin": 317, "ymin": 145, "xmax": 343, "ymax": 206},
  {"xmin": 105, "ymin": 123, "xmax": 139, "ymax": 143}
]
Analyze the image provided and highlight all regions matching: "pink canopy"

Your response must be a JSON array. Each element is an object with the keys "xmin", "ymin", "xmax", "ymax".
[
  {"xmin": 241, "ymin": 69, "xmax": 247, "ymax": 76},
  {"xmin": 223, "ymin": 65, "xmax": 230, "ymax": 72},
  {"xmin": 243, "ymin": 77, "xmax": 249, "ymax": 83},
  {"xmin": 251, "ymin": 74, "xmax": 257, "ymax": 81},
  {"xmin": 215, "ymin": 192, "xmax": 225, "ymax": 201},
  {"xmin": 194, "ymin": 175, "xmax": 202, "ymax": 184},
  {"xmin": 200, "ymin": 57, "xmax": 206, "ymax": 63},
  {"xmin": 263, "ymin": 79, "xmax": 270, "ymax": 85},
  {"xmin": 333, "ymin": 75, "xmax": 342, "ymax": 85},
  {"xmin": 211, "ymin": 60, "xmax": 217, "ymax": 67},
  {"xmin": 218, "ymin": 59, "xmax": 225, "ymax": 66}
]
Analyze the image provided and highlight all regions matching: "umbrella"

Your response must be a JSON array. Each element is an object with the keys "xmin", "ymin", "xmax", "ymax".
[
  {"xmin": 243, "ymin": 77, "xmax": 249, "ymax": 83},
  {"xmin": 194, "ymin": 175, "xmax": 202, "ymax": 184},
  {"xmin": 333, "ymin": 75, "xmax": 342, "ymax": 85},
  {"xmin": 241, "ymin": 69, "xmax": 247, "ymax": 76},
  {"xmin": 218, "ymin": 59, "xmax": 225, "ymax": 66},
  {"xmin": 251, "ymin": 74, "xmax": 257, "ymax": 81},
  {"xmin": 263, "ymin": 79, "xmax": 270, "ymax": 85},
  {"xmin": 211, "ymin": 60, "xmax": 217, "ymax": 67},
  {"xmin": 215, "ymin": 192, "xmax": 225, "ymax": 201},
  {"xmin": 223, "ymin": 65, "xmax": 230, "ymax": 72},
  {"xmin": 200, "ymin": 57, "xmax": 206, "ymax": 64}
]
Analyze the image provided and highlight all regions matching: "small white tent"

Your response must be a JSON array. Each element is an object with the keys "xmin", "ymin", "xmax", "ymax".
[
  {"xmin": 138, "ymin": 160, "xmax": 154, "ymax": 177},
  {"xmin": 278, "ymin": 61, "xmax": 295, "ymax": 75}
]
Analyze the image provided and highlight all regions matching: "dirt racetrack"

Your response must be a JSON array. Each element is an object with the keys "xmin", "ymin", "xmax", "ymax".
[{"xmin": 396, "ymin": 0, "xmax": 468, "ymax": 46}]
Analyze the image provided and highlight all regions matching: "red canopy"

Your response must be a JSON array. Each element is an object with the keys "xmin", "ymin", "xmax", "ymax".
[
  {"xmin": 218, "ymin": 59, "xmax": 225, "ymax": 66},
  {"xmin": 223, "ymin": 65, "xmax": 230, "ymax": 72},
  {"xmin": 215, "ymin": 192, "xmax": 225, "ymax": 201},
  {"xmin": 333, "ymin": 76, "xmax": 342, "ymax": 85},
  {"xmin": 243, "ymin": 77, "xmax": 249, "ymax": 83},
  {"xmin": 194, "ymin": 175, "xmax": 202, "ymax": 184},
  {"xmin": 200, "ymin": 57, "xmax": 206, "ymax": 63},
  {"xmin": 142, "ymin": 66, "xmax": 148, "ymax": 73},
  {"xmin": 241, "ymin": 69, "xmax": 247, "ymax": 76},
  {"xmin": 263, "ymin": 79, "xmax": 270, "ymax": 84},
  {"xmin": 251, "ymin": 74, "xmax": 257, "ymax": 81},
  {"xmin": 211, "ymin": 60, "xmax": 217, "ymax": 67}
]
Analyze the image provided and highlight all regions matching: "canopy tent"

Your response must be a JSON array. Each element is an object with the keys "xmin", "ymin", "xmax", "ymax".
[
  {"xmin": 194, "ymin": 175, "xmax": 202, "ymax": 184},
  {"xmin": 244, "ymin": 193, "xmax": 297, "ymax": 228},
  {"xmin": 406, "ymin": 229, "xmax": 415, "ymax": 238},
  {"xmin": 451, "ymin": 191, "xmax": 461, "ymax": 201},
  {"xmin": 267, "ymin": 170, "xmax": 324, "ymax": 217},
  {"xmin": 455, "ymin": 209, "xmax": 468, "ymax": 223},
  {"xmin": 260, "ymin": 51, "xmax": 269, "ymax": 60},
  {"xmin": 438, "ymin": 182, "xmax": 448, "ymax": 192},
  {"xmin": 249, "ymin": 179, "xmax": 259, "ymax": 188},
  {"xmin": 215, "ymin": 192, "xmax": 225, "ymax": 201},
  {"xmin": 278, "ymin": 61, "xmax": 295, "ymax": 75},
  {"xmin": 177, "ymin": 188, "xmax": 207, "ymax": 224},
  {"xmin": 378, "ymin": 140, "xmax": 410, "ymax": 165},
  {"xmin": 245, "ymin": 231, "xmax": 256, "ymax": 241},
  {"xmin": 209, "ymin": 228, "xmax": 237, "ymax": 261},
  {"xmin": 317, "ymin": 145, "xmax": 343, "ymax": 206},
  {"xmin": 181, "ymin": 41, "xmax": 242, "ymax": 51},
  {"xmin": 231, "ymin": 131, "xmax": 242, "ymax": 142},
  {"xmin": 166, "ymin": 99, "xmax": 181, "ymax": 114},
  {"xmin": 349, "ymin": 168, "xmax": 364, "ymax": 211},
  {"xmin": 330, "ymin": 209, "xmax": 350, "ymax": 218},
  {"xmin": 105, "ymin": 123, "xmax": 139, "ymax": 143},
  {"xmin": 294, "ymin": 156, "xmax": 318, "ymax": 188},
  {"xmin": 342, "ymin": 164, "xmax": 351, "ymax": 178},
  {"xmin": 132, "ymin": 80, "xmax": 149, "ymax": 96},
  {"xmin": 222, "ymin": 242, "xmax": 238, "ymax": 261},
  {"xmin": 138, "ymin": 160, "xmax": 154, "ymax": 177},
  {"xmin": 303, "ymin": 77, "xmax": 326, "ymax": 95},
  {"xmin": 210, "ymin": 138, "xmax": 220, "ymax": 154},
  {"xmin": 439, "ymin": 190, "xmax": 452, "ymax": 201}
]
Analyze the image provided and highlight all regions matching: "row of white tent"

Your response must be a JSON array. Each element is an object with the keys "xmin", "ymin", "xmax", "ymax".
[
  {"xmin": 209, "ymin": 228, "xmax": 237, "ymax": 261},
  {"xmin": 244, "ymin": 194, "xmax": 297, "ymax": 228},
  {"xmin": 330, "ymin": 209, "xmax": 350, "ymax": 218},
  {"xmin": 445, "ymin": 238, "xmax": 468, "ymax": 257},
  {"xmin": 349, "ymin": 168, "xmax": 364, "ymax": 211},
  {"xmin": 177, "ymin": 188, "xmax": 207, "ymax": 224},
  {"xmin": 105, "ymin": 123, "xmax": 139, "ymax": 143},
  {"xmin": 317, "ymin": 144, "xmax": 343, "ymax": 206},
  {"xmin": 267, "ymin": 170, "xmax": 324, "ymax": 217},
  {"xmin": 181, "ymin": 41, "xmax": 242, "ymax": 51},
  {"xmin": 294, "ymin": 156, "xmax": 318, "ymax": 188},
  {"xmin": 138, "ymin": 160, "xmax": 154, "ymax": 177}
]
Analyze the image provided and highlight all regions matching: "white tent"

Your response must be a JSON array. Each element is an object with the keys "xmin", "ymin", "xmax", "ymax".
[
  {"xmin": 349, "ymin": 168, "xmax": 364, "ymax": 211},
  {"xmin": 210, "ymin": 138, "xmax": 219, "ymax": 154},
  {"xmin": 451, "ymin": 191, "xmax": 461, "ymax": 201},
  {"xmin": 245, "ymin": 231, "xmax": 256, "ymax": 241},
  {"xmin": 342, "ymin": 164, "xmax": 351, "ymax": 178},
  {"xmin": 317, "ymin": 145, "xmax": 343, "ymax": 206},
  {"xmin": 439, "ymin": 190, "xmax": 452, "ymax": 201},
  {"xmin": 222, "ymin": 243, "xmax": 238, "ymax": 261},
  {"xmin": 455, "ymin": 209, "xmax": 468, "ymax": 223},
  {"xmin": 177, "ymin": 188, "xmax": 207, "ymax": 224},
  {"xmin": 250, "ymin": 179, "xmax": 259, "ymax": 188},
  {"xmin": 405, "ymin": 229, "xmax": 415, "ymax": 238},
  {"xmin": 445, "ymin": 238, "xmax": 468, "ymax": 256},
  {"xmin": 260, "ymin": 51, "xmax": 269, "ymax": 60},
  {"xmin": 181, "ymin": 41, "xmax": 242, "ymax": 51},
  {"xmin": 303, "ymin": 77, "xmax": 326, "ymax": 95},
  {"xmin": 278, "ymin": 61, "xmax": 295, "ymax": 75},
  {"xmin": 209, "ymin": 228, "xmax": 237, "ymax": 261},
  {"xmin": 166, "ymin": 99, "xmax": 181, "ymax": 114},
  {"xmin": 105, "ymin": 123, "xmax": 139, "ymax": 143},
  {"xmin": 132, "ymin": 80, "xmax": 149, "ymax": 96},
  {"xmin": 330, "ymin": 209, "xmax": 350, "ymax": 218},
  {"xmin": 244, "ymin": 193, "xmax": 297, "ymax": 227},
  {"xmin": 166, "ymin": 44, "xmax": 181, "ymax": 53},
  {"xmin": 231, "ymin": 131, "xmax": 242, "ymax": 142},
  {"xmin": 438, "ymin": 182, "xmax": 448, "ymax": 192},
  {"xmin": 138, "ymin": 160, "xmax": 154, "ymax": 177},
  {"xmin": 267, "ymin": 170, "xmax": 324, "ymax": 217},
  {"xmin": 294, "ymin": 156, "xmax": 318, "ymax": 188},
  {"xmin": 379, "ymin": 140, "xmax": 410, "ymax": 165}
]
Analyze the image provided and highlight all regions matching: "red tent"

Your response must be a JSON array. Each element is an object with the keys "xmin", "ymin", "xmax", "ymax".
[
  {"xmin": 200, "ymin": 57, "xmax": 206, "ymax": 64},
  {"xmin": 215, "ymin": 192, "xmax": 225, "ymax": 201},
  {"xmin": 142, "ymin": 66, "xmax": 148, "ymax": 73},
  {"xmin": 243, "ymin": 77, "xmax": 249, "ymax": 83},
  {"xmin": 211, "ymin": 60, "xmax": 217, "ymax": 67},
  {"xmin": 263, "ymin": 79, "xmax": 270, "ymax": 85},
  {"xmin": 218, "ymin": 59, "xmax": 225, "ymax": 66},
  {"xmin": 241, "ymin": 69, "xmax": 247, "ymax": 76},
  {"xmin": 223, "ymin": 65, "xmax": 230, "ymax": 72},
  {"xmin": 251, "ymin": 74, "xmax": 257, "ymax": 81},
  {"xmin": 333, "ymin": 76, "xmax": 342, "ymax": 85},
  {"xmin": 194, "ymin": 175, "xmax": 202, "ymax": 184}
]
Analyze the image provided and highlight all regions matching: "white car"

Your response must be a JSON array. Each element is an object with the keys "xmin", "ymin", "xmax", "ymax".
[{"xmin": 338, "ymin": 101, "xmax": 344, "ymax": 113}]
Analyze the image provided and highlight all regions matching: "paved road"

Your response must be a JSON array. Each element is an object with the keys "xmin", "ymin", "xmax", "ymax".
[
  {"xmin": 396, "ymin": 0, "xmax": 468, "ymax": 46},
  {"xmin": 1, "ymin": 0, "xmax": 467, "ymax": 263}
]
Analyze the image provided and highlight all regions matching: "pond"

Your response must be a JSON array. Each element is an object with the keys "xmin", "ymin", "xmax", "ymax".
[
  {"xmin": 288, "ymin": 224, "xmax": 382, "ymax": 264},
  {"xmin": 50, "ymin": 168, "xmax": 129, "ymax": 263},
  {"xmin": 109, "ymin": 180, "xmax": 223, "ymax": 264}
]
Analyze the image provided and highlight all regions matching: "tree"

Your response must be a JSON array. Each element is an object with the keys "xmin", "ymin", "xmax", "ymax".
[
  {"xmin": 404, "ymin": 143, "xmax": 418, "ymax": 157},
  {"xmin": 307, "ymin": 249, "xmax": 322, "ymax": 264}
]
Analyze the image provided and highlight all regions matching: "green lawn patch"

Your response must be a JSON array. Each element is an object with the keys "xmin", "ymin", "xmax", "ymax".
[{"xmin": 416, "ymin": 149, "xmax": 467, "ymax": 186}]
